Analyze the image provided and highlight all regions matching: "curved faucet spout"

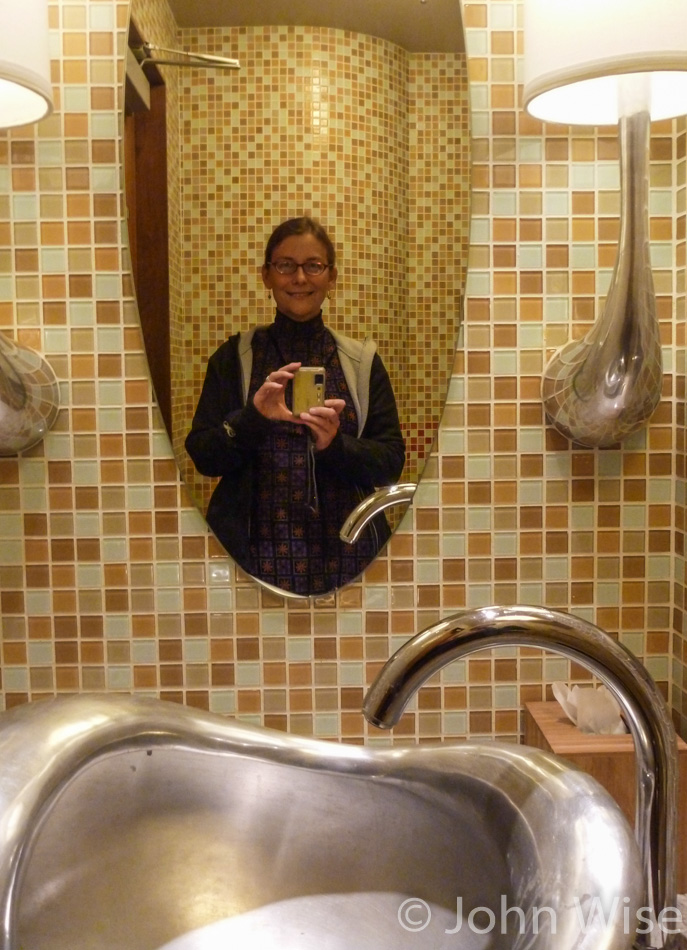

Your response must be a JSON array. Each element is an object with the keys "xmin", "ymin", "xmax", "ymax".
[
  {"xmin": 363, "ymin": 605, "xmax": 679, "ymax": 950},
  {"xmin": 339, "ymin": 483, "xmax": 416, "ymax": 544}
]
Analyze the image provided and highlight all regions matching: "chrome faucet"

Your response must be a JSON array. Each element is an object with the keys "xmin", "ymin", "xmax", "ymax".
[
  {"xmin": 339, "ymin": 483, "xmax": 416, "ymax": 544},
  {"xmin": 363, "ymin": 604, "xmax": 680, "ymax": 950}
]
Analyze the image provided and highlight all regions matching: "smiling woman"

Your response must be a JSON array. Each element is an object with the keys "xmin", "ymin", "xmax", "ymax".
[
  {"xmin": 185, "ymin": 216, "xmax": 406, "ymax": 596},
  {"xmin": 125, "ymin": 0, "xmax": 470, "ymax": 597}
]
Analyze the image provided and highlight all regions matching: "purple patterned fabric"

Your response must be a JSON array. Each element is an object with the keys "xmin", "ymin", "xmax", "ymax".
[{"xmin": 246, "ymin": 311, "xmax": 380, "ymax": 595}]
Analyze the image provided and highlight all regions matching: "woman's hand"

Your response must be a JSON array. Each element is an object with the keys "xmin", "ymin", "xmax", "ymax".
[
  {"xmin": 298, "ymin": 399, "xmax": 346, "ymax": 451},
  {"xmin": 253, "ymin": 362, "xmax": 301, "ymax": 421},
  {"xmin": 254, "ymin": 368, "xmax": 344, "ymax": 450}
]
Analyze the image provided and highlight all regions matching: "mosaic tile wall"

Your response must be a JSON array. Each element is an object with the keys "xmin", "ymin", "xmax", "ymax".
[
  {"xmin": 0, "ymin": 0, "xmax": 684, "ymax": 746},
  {"xmin": 674, "ymin": 113, "xmax": 686, "ymax": 738},
  {"xmin": 462, "ymin": 0, "xmax": 678, "ymax": 738},
  {"xmin": 168, "ymin": 26, "xmax": 468, "ymax": 509}
]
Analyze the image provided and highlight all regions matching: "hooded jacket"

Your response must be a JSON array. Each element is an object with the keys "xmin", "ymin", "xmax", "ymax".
[{"xmin": 185, "ymin": 325, "xmax": 405, "ymax": 569}]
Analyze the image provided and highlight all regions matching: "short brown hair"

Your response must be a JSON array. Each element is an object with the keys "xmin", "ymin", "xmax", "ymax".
[{"xmin": 264, "ymin": 216, "xmax": 336, "ymax": 268}]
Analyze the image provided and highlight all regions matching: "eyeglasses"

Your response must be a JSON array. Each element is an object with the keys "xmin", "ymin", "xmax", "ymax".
[{"xmin": 269, "ymin": 259, "xmax": 331, "ymax": 276}]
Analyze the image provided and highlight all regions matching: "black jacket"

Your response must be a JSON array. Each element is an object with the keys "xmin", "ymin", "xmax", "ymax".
[{"xmin": 185, "ymin": 329, "xmax": 405, "ymax": 569}]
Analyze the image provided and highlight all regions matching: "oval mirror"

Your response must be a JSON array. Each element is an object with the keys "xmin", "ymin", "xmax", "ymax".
[{"xmin": 124, "ymin": 0, "xmax": 469, "ymax": 598}]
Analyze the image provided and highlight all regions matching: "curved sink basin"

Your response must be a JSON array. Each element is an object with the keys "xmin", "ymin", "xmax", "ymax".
[{"xmin": 0, "ymin": 695, "xmax": 642, "ymax": 949}]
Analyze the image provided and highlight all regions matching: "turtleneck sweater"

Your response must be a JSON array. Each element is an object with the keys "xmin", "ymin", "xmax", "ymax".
[
  {"xmin": 185, "ymin": 310, "xmax": 406, "ymax": 596},
  {"xmin": 246, "ymin": 311, "xmax": 376, "ymax": 595}
]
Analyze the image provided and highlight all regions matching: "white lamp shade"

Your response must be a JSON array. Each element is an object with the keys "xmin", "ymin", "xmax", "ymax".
[
  {"xmin": 523, "ymin": 0, "xmax": 687, "ymax": 125},
  {"xmin": 0, "ymin": 0, "xmax": 53, "ymax": 129}
]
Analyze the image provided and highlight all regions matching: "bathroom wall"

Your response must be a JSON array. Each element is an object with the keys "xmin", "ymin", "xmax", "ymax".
[
  {"xmin": 145, "ymin": 21, "xmax": 469, "ymax": 503},
  {"xmin": 674, "ymin": 113, "xmax": 686, "ymax": 738},
  {"xmin": 0, "ymin": 0, "xmax": 684, "ymax": 743}
]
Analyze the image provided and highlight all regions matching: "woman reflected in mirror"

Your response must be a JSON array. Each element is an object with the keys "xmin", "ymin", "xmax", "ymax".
[{"xmin": 185, "ymin": 216, "xmax": 405, "ymax": 596}]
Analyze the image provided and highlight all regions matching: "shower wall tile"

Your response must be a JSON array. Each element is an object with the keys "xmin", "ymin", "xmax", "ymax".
[
  {"xmin": 0, "ymin": 0, "xmax": 683, "ymax": 745},
  {"xmin": 167, "ymin": 26, "xmax": 468, "ymax": 507}
]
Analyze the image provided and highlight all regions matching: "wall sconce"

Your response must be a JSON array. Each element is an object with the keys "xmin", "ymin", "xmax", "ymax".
[
  {"xmin": 0, "ymin": 334, "xmax": 60, "ymax": 456},
  {"xmin": 0, "ymin": 0, "xmax": 58, "ymax": 455},
  {"xmin": 523, "ymin": 0, "xmax": 687, "ymax": 448},
  {"xmin": 0, "ymin": 0, "xmax": 53, "ymax": 128}
]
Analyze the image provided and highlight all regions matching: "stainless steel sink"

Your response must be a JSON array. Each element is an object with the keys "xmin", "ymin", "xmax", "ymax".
[{"xmin": 0, "ymin": 694, "xmax": 642, "ymax": 949}]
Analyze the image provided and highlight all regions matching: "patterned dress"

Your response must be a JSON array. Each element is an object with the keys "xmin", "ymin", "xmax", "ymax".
[{"xmin": 246, "ymin": 312, "xmax": 381, "ymax": 595}]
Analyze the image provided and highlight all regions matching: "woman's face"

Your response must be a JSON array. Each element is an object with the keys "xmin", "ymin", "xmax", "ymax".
[{"xmin": 261, "ymin": 233, "xmax": 338, "ymax": 322}]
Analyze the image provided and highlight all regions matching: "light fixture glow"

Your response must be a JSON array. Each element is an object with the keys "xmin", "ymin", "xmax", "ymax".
[
  {"xmin": 526, "ymin": 72, "xmax": 687, "ymax": 127},
  {"xmin": 524, "ymin": 0, "xmax": 687, "ymax": 125},
  {"xmin": 0, "ymin": 0, "xmax": 54, "ymax": 130}
]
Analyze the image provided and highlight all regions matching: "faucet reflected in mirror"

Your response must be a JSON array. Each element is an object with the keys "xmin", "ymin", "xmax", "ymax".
[{"xmin": 340, "ymin": 483, "xmax": 417, "ymax": 544}]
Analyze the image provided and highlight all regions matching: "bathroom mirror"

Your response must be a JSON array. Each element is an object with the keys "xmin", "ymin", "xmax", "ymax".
[{"xmin": 124, "ymin": 0, "xmax": 469, "ymax": 597}]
